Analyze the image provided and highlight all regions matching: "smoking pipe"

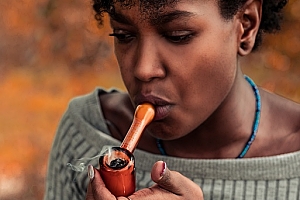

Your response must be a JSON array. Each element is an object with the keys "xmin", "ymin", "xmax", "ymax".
[{"xmin": 99, "ymin": 103, "xmax": 155, "ymax": 197}]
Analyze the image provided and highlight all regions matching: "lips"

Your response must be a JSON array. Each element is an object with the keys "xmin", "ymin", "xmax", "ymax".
[
  {"xmin": 134, "ymin": 94, "xmax": 173, "ymax": 121},
  {"xmin": 153, "ymin": 104, "xmax": 172, "ymax": 121}
]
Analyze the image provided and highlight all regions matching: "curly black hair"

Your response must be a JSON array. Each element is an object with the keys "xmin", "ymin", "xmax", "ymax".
[{"xmin": 92, "ymin": 0, "xmax": 288, "ymax": 50}]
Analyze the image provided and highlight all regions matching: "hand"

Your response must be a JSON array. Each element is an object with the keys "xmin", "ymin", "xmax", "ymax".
[{"xmin": 85, "ymin": 161, "xmax": 204, "ymax": 200}]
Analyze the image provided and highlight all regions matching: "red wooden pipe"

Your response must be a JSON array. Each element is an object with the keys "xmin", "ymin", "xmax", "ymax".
[{"xmin": 99, "ymin": 103, "xmax": 155, "ymax": 197}]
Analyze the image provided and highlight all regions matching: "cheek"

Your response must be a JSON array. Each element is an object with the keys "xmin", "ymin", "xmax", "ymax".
[
  {"xmin": 115, "ymin": 48, "xmax": 134, "ymax": 89},
  {"xmin": 173, "ymin": 40, "xmax": 237, "ymax": 121},
  {"xmin": 178, "ymin": 45, "xmax": 235, "ymax": 92}
]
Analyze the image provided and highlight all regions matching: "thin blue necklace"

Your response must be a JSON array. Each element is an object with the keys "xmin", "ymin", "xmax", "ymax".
[{"xmin": 156, "ymin": 75, "xmax": 261, "ymax": 159}]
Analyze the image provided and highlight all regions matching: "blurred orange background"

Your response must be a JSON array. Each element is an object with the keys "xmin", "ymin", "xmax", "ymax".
[{"xmin": 0, "ymin": 0, "xmax": 299, "ymax": 199}]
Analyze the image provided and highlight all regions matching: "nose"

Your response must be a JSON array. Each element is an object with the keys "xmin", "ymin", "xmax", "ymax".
[{"xmin": 133, "ymin": 38, "xmax": 166, "ymax": 82}]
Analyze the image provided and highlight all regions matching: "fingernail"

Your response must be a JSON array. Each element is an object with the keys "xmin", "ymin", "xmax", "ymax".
[
  {"xmin": 160, "ymin": 162, "xmax": 167, "ymax": 177},
  {"xmin": 88, "ymin": 165, "xmax": 94, "ymax": 180}
]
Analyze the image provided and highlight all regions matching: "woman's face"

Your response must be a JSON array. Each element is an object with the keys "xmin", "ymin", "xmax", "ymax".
[{"xmin": 110, "ymin": 0, "xmax": 243, "ymax": 139}]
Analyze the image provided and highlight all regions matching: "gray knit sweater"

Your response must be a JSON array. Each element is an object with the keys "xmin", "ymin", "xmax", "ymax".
[{"xmin": 44, "ymin": 88, "xmax": 300, "ymax": 200}]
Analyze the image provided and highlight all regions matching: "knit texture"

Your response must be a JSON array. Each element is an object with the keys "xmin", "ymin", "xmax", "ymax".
[{"xmin": 44, "ymin": 88, "xmax": 300, "ymax": 200}]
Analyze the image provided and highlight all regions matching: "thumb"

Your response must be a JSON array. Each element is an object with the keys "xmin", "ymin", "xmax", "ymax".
[
  {"xmin": 151, "ymin": 161, "xmax": 203, "ymax": 198},
  {"xmin": 151, "ymin": 161, "xmax": 181, "ymax": 194}
]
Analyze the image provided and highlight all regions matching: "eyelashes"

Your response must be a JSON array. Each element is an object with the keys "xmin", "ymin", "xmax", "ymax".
[
  {"xmin": 164, "ymin": 34, "xmax": 193, "ymax": 43},
  {"xmin": 109, "ymin": 31, "xmax": 194, "ymax": 44}
]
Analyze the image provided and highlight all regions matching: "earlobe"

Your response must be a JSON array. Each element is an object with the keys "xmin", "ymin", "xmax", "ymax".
[{"xmin": 238, "ymin": 0, "xmax": 262, "ymax": 56}]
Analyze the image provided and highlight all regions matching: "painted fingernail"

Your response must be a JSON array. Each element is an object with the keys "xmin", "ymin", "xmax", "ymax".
[
  {"xmin": 160, "ymin": 162, "xmax": 167, "ymax": 177},
  {"xmin": 88, "ymin": 165, "xmax": 94, "ymax": 180}
]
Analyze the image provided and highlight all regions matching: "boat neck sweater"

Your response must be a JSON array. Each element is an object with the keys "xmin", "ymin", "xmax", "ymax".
[{"xmin": 44, "ymin": 88, "xmax": 300, "ymax": 200}]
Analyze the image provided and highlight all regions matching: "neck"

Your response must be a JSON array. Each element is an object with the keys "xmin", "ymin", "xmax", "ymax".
[{"xmin": 163, "ymin": 72, "xmax": 259, "ymax": 159}]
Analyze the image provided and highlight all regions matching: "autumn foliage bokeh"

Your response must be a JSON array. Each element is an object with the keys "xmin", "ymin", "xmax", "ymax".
[{"xmin": 0, "ymin": 0, "xmax": 299, "ymax": 199}]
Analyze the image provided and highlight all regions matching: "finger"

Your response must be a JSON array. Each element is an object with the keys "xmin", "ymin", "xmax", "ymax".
[
  {"xmin": 151, "ymin": 161, "xmax": 203, "ymax": 197},
  {"xmin": 86, "ymin": 165, "xmax": 115, "ymax": 200}
]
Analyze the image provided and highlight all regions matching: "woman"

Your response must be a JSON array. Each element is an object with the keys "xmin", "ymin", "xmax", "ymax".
[{"xmin": 44, "ymin": 0, "xmax": 300, "ymax": 199}]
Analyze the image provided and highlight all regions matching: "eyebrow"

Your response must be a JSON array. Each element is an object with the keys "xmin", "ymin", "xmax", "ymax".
[
  {"xmin": 151, "ymin": 10, "xmax": 195, "ymax": 25},
  {"xmin": 109, "ymin": 10, "xmax": 195, "ymax": 26}
]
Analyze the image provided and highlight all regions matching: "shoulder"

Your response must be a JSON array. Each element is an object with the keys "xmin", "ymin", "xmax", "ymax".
[
  {"xmin": 260, "ymin": 89, "xmax": 300, "ymax": 153},
  {"xmin": 65, "ymin": 88, "xmax": 110, "ymax": 130},
  {"xmin": 59, "ymin": 88, "xmax": 128, "ymax": 137},
  {"xmin": 68, "ymin": 88, "xmax": 117, "ymax": 112},
  {"xmin": 262, "ymin": 89, "xmax": 300, "ymax": 130},
  {"xmin": 67, "ymin": 88, "xmax": 129, "ymax": 120}
]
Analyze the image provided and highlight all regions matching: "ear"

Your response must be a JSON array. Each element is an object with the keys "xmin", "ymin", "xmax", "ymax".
[{"xmin": 238, "ymin": 0, "xmax": 262, "ymax": 56}]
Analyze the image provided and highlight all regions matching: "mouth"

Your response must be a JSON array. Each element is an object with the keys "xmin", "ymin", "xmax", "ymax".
[{"xmin": 135, "ymin": 95, "xmax": 173, "ymax": 121}]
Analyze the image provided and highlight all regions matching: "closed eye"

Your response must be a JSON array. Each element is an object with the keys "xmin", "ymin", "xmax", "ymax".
[
  {"xmin": 163, "ymin": 31, "xmax": 194, "ymax": 44},
  {"xmin": 165, "ymin": 34, "xmax": 193, "ymax": 43}
]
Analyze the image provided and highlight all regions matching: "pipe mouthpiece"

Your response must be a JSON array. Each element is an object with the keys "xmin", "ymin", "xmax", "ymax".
[{"xmin": 134, "ymin": 103, "xmax": 155, "ymax": 125}]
